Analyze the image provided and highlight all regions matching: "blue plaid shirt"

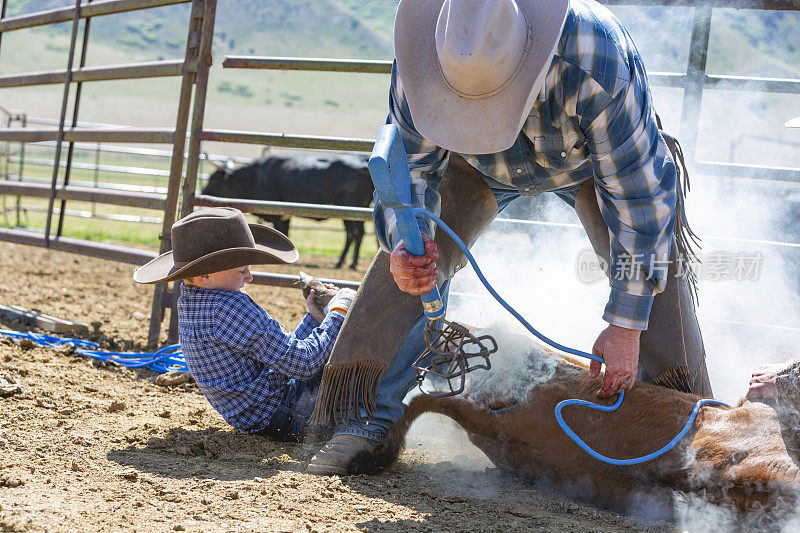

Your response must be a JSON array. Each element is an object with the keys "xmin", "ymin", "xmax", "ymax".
[
  {"xmin": 177, "ymin": 284, "xmax": 344, "ymax": 433},
  {"xmin": 375, "ymin": 0, "xmax": 677, "ymax": 331}
]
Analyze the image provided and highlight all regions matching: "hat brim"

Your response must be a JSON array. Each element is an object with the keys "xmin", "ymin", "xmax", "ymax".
[
  {"xmin": 133, "ymin": 223, "xmax": 299, "ymax": 284},
  {"xmin": 395, "ymin": 0, "xmax": 569, "ymax": 154},
  {"xmin": 787, "ymin": 117, "xmax": 800, "ymax": 128}
]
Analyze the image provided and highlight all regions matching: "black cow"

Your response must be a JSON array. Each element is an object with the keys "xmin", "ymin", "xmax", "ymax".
[{"xmin": 201, "ymin": 154, "xmax": 374, "ymax": 270}]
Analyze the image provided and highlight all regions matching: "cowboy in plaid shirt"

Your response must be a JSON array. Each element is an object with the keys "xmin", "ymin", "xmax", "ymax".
[
  {"xmin": 308, "ymin": 0, "xmax": 713, "ymax": 475},
  {"xmin": 374, "ymin": 0, "xmax": 703, "ymax": 398}
]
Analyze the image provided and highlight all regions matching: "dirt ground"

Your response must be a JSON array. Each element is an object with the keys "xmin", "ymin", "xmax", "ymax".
[{"xmin": 0, "ymin": 242, "xmax": 676, "ymax": 532}]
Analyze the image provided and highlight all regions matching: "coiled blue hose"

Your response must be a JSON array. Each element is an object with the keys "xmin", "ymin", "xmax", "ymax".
[
  {"xmin": 0, "ymin": 329, "xmax": 186, "ymax": 374},
  {"xmin": 413, "ymin": 207, "xmax": 729, "ymax": 466}
]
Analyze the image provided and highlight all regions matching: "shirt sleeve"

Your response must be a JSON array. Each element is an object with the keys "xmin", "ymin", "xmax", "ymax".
[
  {"xmin": 373, "ymin": 62, "xmax": 450, "ymax": 252},
  {"xmin": 294, "ymin": 313, "xmax": 321, "ymax": 340},
  {"xmin": 579, "ymin": 53, "xmax": 676, "ymax": 331},
  {"xmin": 213, "ymin": 294, "xmax": 345, "ymax": 380}
]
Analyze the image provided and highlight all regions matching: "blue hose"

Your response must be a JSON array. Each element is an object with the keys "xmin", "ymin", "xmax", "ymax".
[
  {"xmin": 0, "ymin": 329, "xmax": 186, "ymax": 373},
  {"xmin": 412, "ymin": 207, "xmax": 729, "ymax": 466}
]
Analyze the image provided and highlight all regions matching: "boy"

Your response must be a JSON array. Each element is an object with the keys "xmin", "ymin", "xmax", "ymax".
[{"xmin": 133, "ymin": 207, "xmax": 355, "ymax": 441}]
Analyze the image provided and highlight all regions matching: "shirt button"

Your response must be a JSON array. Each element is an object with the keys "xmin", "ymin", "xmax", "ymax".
[
  {"xmin": 561, "ymin": 151, "xmax": 567, "ymax": 158},
  {"xmin": 516, "ymin": 169, "xmax": 522, "ymax": 174}
]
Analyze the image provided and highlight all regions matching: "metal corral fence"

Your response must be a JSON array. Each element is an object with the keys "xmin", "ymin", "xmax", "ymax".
[
  {"xmin": 0, "ymin": 115, "xmax": 253, "ymax": 225},
  {"xmin": 1, "ymin": 0, "xmax": 799, "ymax": 347}
]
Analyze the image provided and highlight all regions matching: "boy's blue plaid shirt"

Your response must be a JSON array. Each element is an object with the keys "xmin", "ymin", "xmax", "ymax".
[
  {"xmin": 177, "ymin": 284, "xmax": 344, "ymax": 433},
  {"xmin": 374, "ymin": 0, "xmax": 678, "ymax": 331}
]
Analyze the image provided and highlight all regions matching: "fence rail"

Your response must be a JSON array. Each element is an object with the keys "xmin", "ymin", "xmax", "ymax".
[
  {"xmin": 191, "ymin": 194, "xmax": 374, "ymax": 221},
  {"xmin": 199, "ymin": 130, "xmax": 374, "ymax": 152},
  {"xmin": 0, "ymin": 128, "xmax": 176, "ymax": 144},
  {"xmin": 0, "ymin": 60, "xmax": 186, "ymax": 88},
  {"xmin": 0, "ymin": 181, "xmax": 166, "ymax": 210},
  {"xmin": 0, "ymin": 0, "xmax": 190, "ymax": 32}
]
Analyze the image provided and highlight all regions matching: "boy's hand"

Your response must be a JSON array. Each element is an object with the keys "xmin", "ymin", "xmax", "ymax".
[
  {"xmin": 299, "ymin": 273, "xmax": 340, "ymax": 309},
  {"xmin": 306, "ymin": 290, "xmax": 326, "ymax": 323}
]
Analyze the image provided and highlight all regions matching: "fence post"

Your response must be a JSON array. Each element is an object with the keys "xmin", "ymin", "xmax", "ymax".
[
  {"xmin": 165, "ymin": 0, "xmax": 218, "ymax": 344},
  {"xmin": 678, "ymin": 3, "xmax": 712, "ymax": 165},
  {"xmin": 43, "ymin": 0, "xmax": 83, "ymax": 247},
  {"xmin": 147, "ymin": 0, "xmax": 211, "ymax": 347},
  {"xmin": 56, "ymin": 0, "xmax": 94, "ymax": 238},
  {"xmin": 92, "ymin": 141, "xmax": 101, "ymax": 216}
]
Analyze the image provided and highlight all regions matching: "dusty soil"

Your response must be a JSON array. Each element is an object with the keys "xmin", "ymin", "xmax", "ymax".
[{"xmin": 0, "ymin": 242, "xmax": 675, "ymax": 532}]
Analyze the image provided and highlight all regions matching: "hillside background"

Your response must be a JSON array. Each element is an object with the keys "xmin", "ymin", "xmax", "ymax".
[
  {"xmin": 1, "ymin": 0, "xmax": 798, "ymax": 163},
  {"xmin": 4, "ymin": 0, "xmax": 800, "ymax": 75}
]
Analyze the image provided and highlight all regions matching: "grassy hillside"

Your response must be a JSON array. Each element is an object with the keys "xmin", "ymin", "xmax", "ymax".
[{"xmin": 7, "ymin": 0, "xmax": 394, "ymax": 59}]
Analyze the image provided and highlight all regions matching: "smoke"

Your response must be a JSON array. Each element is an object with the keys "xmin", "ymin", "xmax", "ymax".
[
  {"xmin": 400, "ymin": 4, "xmax": 800, "ymax": 526},
  {"xmin": 462, "ymin": 326, "xmax": 558, "ymax": 405},
  {"xmin": 672, "ymin": 492, "xmax": 800, "ymax": 533},
  {"xmin": 404, "ymin": 162, "xmax": 800, "ymax": 525}
]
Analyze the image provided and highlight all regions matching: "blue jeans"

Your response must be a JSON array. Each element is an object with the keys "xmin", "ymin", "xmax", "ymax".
[
  {"xmin": 259, "ymin": 367, "xmax": 324, "ymax": 442},
  {"xmin": 335, "ymin": 174, "xmax": 588, "ymax": 441}
]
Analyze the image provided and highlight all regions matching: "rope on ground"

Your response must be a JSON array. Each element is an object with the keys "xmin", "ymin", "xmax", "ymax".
[{"xmin": 0, "ymin": 329, "xmax": 186, "ymax": 373}]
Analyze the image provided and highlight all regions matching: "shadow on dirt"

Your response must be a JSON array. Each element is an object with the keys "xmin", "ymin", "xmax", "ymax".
[{"xmin": 106, "ymin": 426, "xmax": 324, "ymax": 481}]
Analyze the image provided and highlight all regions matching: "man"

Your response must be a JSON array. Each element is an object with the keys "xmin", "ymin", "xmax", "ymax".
[
  {"xmin": 308, "ymin": 0, "xmax": 713, "ymax": 475},
  {"xmin": 748, "ymin": 359, "xmax": 800, "ymax": 401}
]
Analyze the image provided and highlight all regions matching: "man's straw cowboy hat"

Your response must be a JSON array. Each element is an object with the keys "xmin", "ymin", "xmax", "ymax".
[
  {"xmin": 787, "ymin": 117, "xmax": 800, "ymax": 128},
  {"xmin": 394, "ymin": 0, "xmax": 569, "ymax": 154},
  {"xmin": 133, "ymin": 207, "xmax": 298, "ymax": 284}
]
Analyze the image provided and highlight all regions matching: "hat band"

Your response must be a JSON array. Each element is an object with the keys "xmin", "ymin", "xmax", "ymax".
[{"xmin": 438, "ymin": 21, "xmax": 533, "ymax": 101}]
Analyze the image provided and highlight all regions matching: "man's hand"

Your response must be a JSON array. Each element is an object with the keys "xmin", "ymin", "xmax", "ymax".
[
  {"xmin": 745, "ymin": 360, "xmax": 797, "ymax": 400},
  {"xmin": 389, "ymin": 234, "xmax": 439, "ymax": 295},
  {"xmin": 589, "ymin": 324, "xmax": 641, "ymax": 398}
]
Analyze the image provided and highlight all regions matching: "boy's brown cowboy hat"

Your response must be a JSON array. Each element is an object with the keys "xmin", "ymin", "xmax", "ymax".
[
  {"xmin": 394, "ymin": 0, "xmax": 569, "ymax": 154},
  {"xmin": 133, "ymin": 207, "xmax": 298, "ymax": 284}
]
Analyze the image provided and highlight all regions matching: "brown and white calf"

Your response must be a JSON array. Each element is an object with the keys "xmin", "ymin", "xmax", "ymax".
[{"xmin": 354, "ymin": 344, "xmax": 800, "ymax": 519}]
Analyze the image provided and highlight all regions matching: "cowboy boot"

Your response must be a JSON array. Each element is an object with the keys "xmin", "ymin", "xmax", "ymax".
[{"xmin": 573, "ymin": 178, "xmax": 713, "ymax": 397}]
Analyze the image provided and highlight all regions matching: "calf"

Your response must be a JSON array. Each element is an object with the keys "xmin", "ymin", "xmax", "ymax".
[
  {"xmin": 354, "ymin": 340, "xmax": 800, "ymax": 522},
  {"xmin": 202, "ymin": 154, "xmax": 374, "ymax": 270}
]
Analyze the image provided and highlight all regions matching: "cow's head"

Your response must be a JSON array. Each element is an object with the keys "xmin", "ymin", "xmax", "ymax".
[{"xmin": 201, "ymin": 157, "xmax": 236, "ymax": 196}]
